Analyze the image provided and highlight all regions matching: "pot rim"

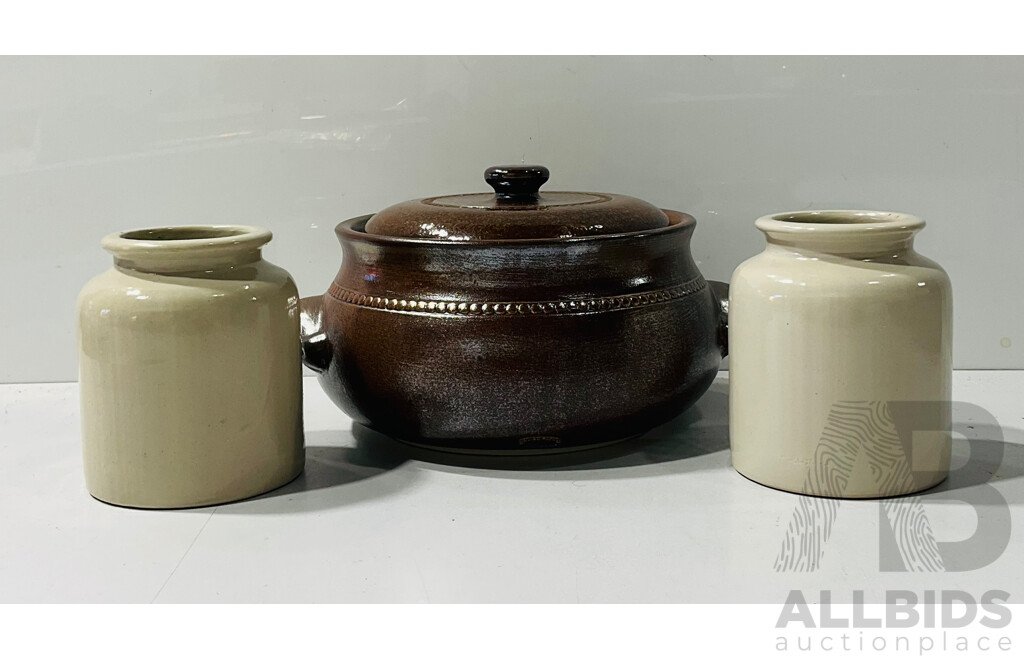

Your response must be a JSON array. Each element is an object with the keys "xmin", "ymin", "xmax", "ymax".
[{"xmin": 335, "ymin": 209, "xmax": 696, "ymax": 247}]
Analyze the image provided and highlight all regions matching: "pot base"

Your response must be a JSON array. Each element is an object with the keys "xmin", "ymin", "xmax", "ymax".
[
  {"xmin": 356, "ymin": 425, "xmax": 634, "ymax": 456},
  {"xmin": 380, "ymin": 431, "xmax": 639, "ymax": 457}
]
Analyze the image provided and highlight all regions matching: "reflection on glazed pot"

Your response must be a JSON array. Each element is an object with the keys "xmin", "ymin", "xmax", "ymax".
[
  {"xmin": 301, "ymin": 202, "xmax": 728, "ymax": 452},
  {"xmin": 300, "ymin": 167, "xmax": 729, "ymax": 452}
]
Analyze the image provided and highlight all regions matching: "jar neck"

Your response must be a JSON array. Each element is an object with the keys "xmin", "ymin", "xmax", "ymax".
[
  {"xmin": 763, "ymin": 233, "xmax": 917, "ymax": 259},
  {"xmin": 114, "ymin": 248, "xmax": 263, "ymax": 273},
  {"xmin": 101, "ymin": 226, "xmax": 271, "ymax": 274},
  {"xmin": 756, "ymin": 210, "xmax": 924, "ymax": 260}
]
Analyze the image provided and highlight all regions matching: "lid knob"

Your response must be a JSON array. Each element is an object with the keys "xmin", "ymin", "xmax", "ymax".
[{"xmin": 484, "ymin": 165, "xmax": 549, "ymax": 204}]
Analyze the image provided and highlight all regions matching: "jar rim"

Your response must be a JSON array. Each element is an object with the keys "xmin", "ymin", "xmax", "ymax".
[
  {"xmin": 102, "ymin": 225, "xmax": 271, "ymax": 257},
  {"xmin": 101, "ymin": 225, "xmax": 272, "ymax": 272},
  {"xmin": 755, "ymin": 210, "xmax": 924, "ymax": 235}
]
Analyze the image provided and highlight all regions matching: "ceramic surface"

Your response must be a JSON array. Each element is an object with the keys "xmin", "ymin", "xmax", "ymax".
[
  {"xmin": 364, "ymin": 165, "xmax": 671, "ymax": 240},
  {"xmin": 300, "ymin": 168, "xmax": 729, "ymax": 451},
  {"xmin": 77, "ymin": 226, "xmax": 304, "ymax": 508},
  {"xmin": 728, "ymin": 211, "xmax": 953, "ymax": 498}
]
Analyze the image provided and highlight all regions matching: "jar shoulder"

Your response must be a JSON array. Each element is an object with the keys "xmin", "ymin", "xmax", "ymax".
[
  {"xmin": 78, "ymin": 259, "xmax": 297, "ymax": 316},
  {"xmin": 731, "ymin": 248, "xmax": 951, "ymax": 297}
]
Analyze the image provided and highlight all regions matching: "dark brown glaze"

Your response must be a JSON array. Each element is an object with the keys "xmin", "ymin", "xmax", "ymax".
[
  {"xmin": 484, "ymin": 164, "xmax": 549, "ymax": 202},
  {"xmin": 363, "ymin": 165, "xmax": 670, "ymax": 241},
  {"xmin": 300, "ymin": 210, "xmax": 728, "ymax": 452}
]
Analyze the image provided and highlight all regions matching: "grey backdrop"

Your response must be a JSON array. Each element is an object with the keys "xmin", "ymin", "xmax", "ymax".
[{"xmin": 1, "ymin": 56, "xmax": 1020, "ymax": 382}]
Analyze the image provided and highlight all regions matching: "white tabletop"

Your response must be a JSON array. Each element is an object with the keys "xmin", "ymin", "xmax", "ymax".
[{"xmin": 2, "ymin": 372, "xmax": 1022, "ymax": 603}]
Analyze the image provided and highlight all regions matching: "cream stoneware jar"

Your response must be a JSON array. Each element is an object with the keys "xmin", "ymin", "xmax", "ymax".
[
  {"xmin": 729, "ymin": 211, "xmax": 952, "ymax": 498},
  {"xmin": 77, "ymin": 226, "xmax": 304, "ymax": 508}
]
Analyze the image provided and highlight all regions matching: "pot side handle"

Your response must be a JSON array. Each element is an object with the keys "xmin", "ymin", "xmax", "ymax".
[
  {"xmin": 299, "ymin": 294, "xmax": 332, "ymax": 374},
  {"xmin": 708, "ymin": 280, "xmax": 729, "ymax": 357}
]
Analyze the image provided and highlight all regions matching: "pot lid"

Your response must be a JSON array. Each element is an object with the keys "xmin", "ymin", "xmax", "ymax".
[{"xmin": 363, "ymin": 165, "xmax": 670, "ymax": 240}]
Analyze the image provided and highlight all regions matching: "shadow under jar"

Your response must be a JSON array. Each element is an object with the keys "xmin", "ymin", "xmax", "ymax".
[{"xmin": 300, "ymin": 165, "xmax": 729, "ymax": 453}]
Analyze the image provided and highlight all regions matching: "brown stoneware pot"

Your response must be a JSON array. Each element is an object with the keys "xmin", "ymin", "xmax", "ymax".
[{"xmin": 300, "ymin": 165, "xmax": 728, "ymax": 452}]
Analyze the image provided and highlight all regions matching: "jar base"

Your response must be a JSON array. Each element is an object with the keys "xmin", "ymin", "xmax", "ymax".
[
  {"xmin": 86, "ymin": 461, "xmax": 305, "ymax": 510},
  {"xmin": 732, "ymin": 465, "xmax": 949, "ymax": 500}
]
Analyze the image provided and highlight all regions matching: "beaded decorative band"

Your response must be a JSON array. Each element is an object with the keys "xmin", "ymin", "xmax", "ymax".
[{"xmin": 326, "ymin": 275, "xmax": 707, "ymax": 316}]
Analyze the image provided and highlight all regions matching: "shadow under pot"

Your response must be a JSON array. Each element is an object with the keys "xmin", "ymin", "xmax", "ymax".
[{"xmin": 300, "ymin": 165, "xmax": 729, "ymax": 453}]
